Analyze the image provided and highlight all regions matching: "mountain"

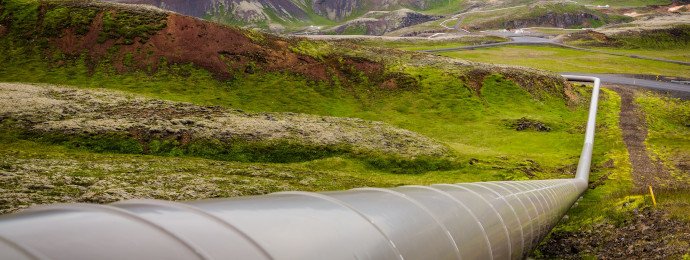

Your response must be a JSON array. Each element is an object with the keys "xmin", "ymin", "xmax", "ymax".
[
  {"xmin": 102, "ymin": 0, "xmax": 453, "ymax": 28},
  {"xmin": 100, "ymin": 0, "xmax": 632, "ymax": 35}
]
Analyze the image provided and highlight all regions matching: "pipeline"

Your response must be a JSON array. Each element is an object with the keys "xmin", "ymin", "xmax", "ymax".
[{"xmin": 0, "ymin": 75, "xmax": 600, "ymax": 260}]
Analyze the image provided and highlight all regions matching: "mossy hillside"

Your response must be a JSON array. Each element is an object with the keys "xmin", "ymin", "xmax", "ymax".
[
  {"xmin": 546, "ymin": 87, "xmax": 634, "ymax": 232},
  {"xmin": 637, "ymin": 93, "xmax": 690, "ymax": 187},
  {"xmin": 615, "ymin": 25, "xmax": 690, "ymax": 49},
  {"xmin": 437, "ymin": 45, "xmax": 690, "ymax": 77},
  {"xmin": 15, "ymin": 128, "xmax": 454, "ymax": 174},
  {"xmin": 459, "ymin": 3, "xmax": 627, "ymax": 29},
  {"xmin": 0, "ymin": 83, "xmax": 455, "ymax": 174},
  {"xmin": 0, "ymin": 1, "xmax": 613, "ymax": 179},
  {"xmin": 566, "ymin": 25, "xmax": 690, "ymax": 50},
  {"xmin": 0, "ymin": 42, "xmax": 621, "ymax": 181},
  {"xmin": 99, "ymin": 7, "xmax": 167, "ymax": 44},
  {"xmin": 1, "ymin": 0, "xmax": 437, "ymax": 93},
  {"xmin": 536, "ymin": 90, "xmax": 690, "ymax": 257},
  {"xmin": 0, "ymin": 137, "xmax": 391, "ymax": 213},
  {"xmin": 576, "ymin": 0, "xmax": 672, "ymax": 7},
  {"xmin": 350, "ymin": 35, "xmax": 509, "ymax": 51},
  {"xmin": 0, "ymin": 0, "xmax": 625, "ymax": 217},
  {"xmin": 0, "ymin": 81, "xmax": 626, "ymax": 215},
  {"xmin": 1, "ymin": 0, "xmax": 167, "ymax": 43}
]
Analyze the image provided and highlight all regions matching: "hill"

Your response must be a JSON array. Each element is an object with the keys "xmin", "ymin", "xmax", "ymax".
[
  {"xmin": 2, "ymin": 0, "xmax": 689, "ymax": 258},
  {"xmin": 96, "ymin": 0, "xmax": 649, "ymax": 35},
  {"xmin": 100, "ymin": 0, "xmax": 460, "ymax": 30},
  {"xmin": 0, "ymin": 0, "xmax": 627, "ymax": 209},
  {"xmin": 457, "ymin": 2, "xmax": 630, "ymax": 30}
]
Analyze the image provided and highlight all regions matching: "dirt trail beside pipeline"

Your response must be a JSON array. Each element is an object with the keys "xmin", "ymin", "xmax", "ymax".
[
  {"xmin": 610, "ymin": 86, "xmax": 675, "ymax": 191},
  {"xmin": 537, "ymin": 86, "xmax": 690, "ymax": 259}
]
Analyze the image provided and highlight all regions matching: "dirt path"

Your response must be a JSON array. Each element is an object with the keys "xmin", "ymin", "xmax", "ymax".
[
  {"xmin": 537, "ymin": 86, "xmax": 690, "ymax": 259},
  {"xmin": 610, "ymin": 86, "xmax": 675, "ymax": 190}
]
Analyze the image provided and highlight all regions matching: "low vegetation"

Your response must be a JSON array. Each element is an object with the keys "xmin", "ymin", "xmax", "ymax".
[
  {"xmin": 343, "ymin": 35, "xmax": 509, "ymax": 51},
  {"xmin": 565, "ymin": 25, "xmax": 690, "ymax": 49},
  {"xmin": 576, "ymin": 0, "xmax": 673, "ymax": 7},
  {"xmin": 435, "ymin": 45, "xmax": 690, "ymax": 77},
  {"xmin": 1, "ymin": 0, "xmax": 688, "ymax": 258},
  {"xmin": 458, "ymin": 2, "xmax": 631, "ymax": 30},
  {"xmin": 637, "ymin": 92, "xmax": 690, "ymax": 190},
  {"xmin": 0, "ymin": 0, "xmax": 631, "ymax": 216},
  {"xmin": 537, "ymin": 90, "xmax": 690, "ymax": 259}
]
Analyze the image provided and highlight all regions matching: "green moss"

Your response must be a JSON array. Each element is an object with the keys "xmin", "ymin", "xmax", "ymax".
[
  {"xmin": 460, "ymin": 3, "xmax": 608, "ymax": 29},
  {"xmin": 360, "ymin": 153, "xmax": 457, "ymax": 174},
  {"xmin": 438, "ymin": 45, "xmax": 690, "ymax": 77},
  {"xmin": 576, "ymin": 0, "xmax": 671, "ymax": 7},
  {"xmin": 353, "ymin": 36, "xmax": 509, "ymax": 51},
  {"xmin": 0, "ymin": 0, "xmax": 627, "ymax": 187},
  {"xmin": 99, "ymin": 9, "xmax": 167, "ymax": 44},
  {"xmin": 617, "ymin": 25, "xmax": 690, "ymax": 49},
  {"xmin": 1, "ymin": 0, "xmax": 166, "ymax": 44},
  {"xmin": 289, "ymin": 39, "xmax": 332, "ymax": 59},
  {"xmin": 567, "ymin": 25, "xmax": 690, "ymax": 50},
  {"xmin": 3, "ymin": 121, "xmax": 461, "ymax": 173},
  {"xmin": 43, "ymin": 5, "xmax": 98, "ymax": 36},
  {"xmin": 637, "ymin": 92, "xmax": 690, "ymax": 190},
  {"xmin": 0, "ymin": 0, "xmax": 40, "ymax": 35},
  {"xmin": 242, "ymin": 28, "xmax": 266, "ymax": 43},
  {"xmin": 341, "ymin": 23, "xmax": 368, "ymax": 35},
  {"xmin": 19, "ymin": 131, "xmax": 145, "ymax": 154}
]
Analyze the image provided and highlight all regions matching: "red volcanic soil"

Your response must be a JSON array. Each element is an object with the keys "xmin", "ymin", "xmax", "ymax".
[{"xmin": 51, "ymin": 8, "xmax": 388, "ymax": 85}]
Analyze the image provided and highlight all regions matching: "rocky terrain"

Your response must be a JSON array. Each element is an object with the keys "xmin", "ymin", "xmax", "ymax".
[
  {"xmin": 458, "ymin": 2, "xmax": 617, "ymax": 30},
  {"xmin": 98, "ymin": 0, "xmax": 656, "ymax": 35},
  {"xmin": 324, "ymin": 9, "xmax": 439, "ymax": 35},
  {"xmin": 0, "ymin": 83, "xmax": 448, "ymax": 158},
  {"xmin": 102, "ymin": 0, "xmax": 452, "ymax": 28},
  {"xmin": 0, "ymin": 82, "xmax": 453, "ymax": 214},
  {"xmin": 540, "ymin": 207, "xmax": 690, "ymax": 259}
]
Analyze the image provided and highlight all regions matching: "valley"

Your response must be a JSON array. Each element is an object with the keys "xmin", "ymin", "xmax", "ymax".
[{"xmin": 0, "ymin": 0, "xmax": 689, "ymax": 258}]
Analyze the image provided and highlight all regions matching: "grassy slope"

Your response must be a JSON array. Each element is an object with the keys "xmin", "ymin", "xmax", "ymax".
[
  {"xmin": 566, "ymin": 25, "xmax": 690, "ymax": 49},
  {"xmin": 0, "ymin": 57, "xmax": 610, "ymax": 177},
  {"xmin": 576, "ymin": 0, "xmax": 673, "ymax": 7},
  {"xmin": 537, "ymin": 90, "xmax": 690, "ymax": 258},
  {"xmin": 436, "ymin": 45, "xmax": 690, "ymax": 77},
  {"xmin": 564, "ymin": 25, "xmax": 690, "ymax": 62},
  {"xmin": 545, "ymin": 87, "xmax": 633, "ymax": 230},
  {"xmin": 350, "ymin": 35, "xmax": 509, "ymax": 51},
  {"xmin": 6, "ymin": 0, "xmax": 684, "ymax": 257},
  {"xmin": 637, "ymin": 93, "xmax": 690, "ymax": 222},
  {"xmin": 204, "ymin": 0, "xmax": 468, "ymax": 31},
  {"xmin": 340, "ymin": 15, "xmax": 690, "ymax": 256},
  {"xmin": 589, "ymin": 47, "xmax": 690, "ymax": 62},
  {"xmin": 0, "ymin": 0, "xmax": 628, "ymax": 215},
  {"xmin": 459, "ymin": 3, "xmax": 616, "ymax": 29}
]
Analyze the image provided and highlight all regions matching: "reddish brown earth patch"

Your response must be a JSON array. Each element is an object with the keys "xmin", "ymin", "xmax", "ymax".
[
  {"xmin": 461, "ymin": 68, "xmax": 491, "ymax": 95},
  {"xmin": 49, "ymin": 8, "xmax": 390, "ymax": 85}
]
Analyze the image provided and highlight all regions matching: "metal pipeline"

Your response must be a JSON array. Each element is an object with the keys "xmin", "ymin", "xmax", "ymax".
[{"xmin": 0, "ymin": 75, "xmax": 600, "ymax": 260}]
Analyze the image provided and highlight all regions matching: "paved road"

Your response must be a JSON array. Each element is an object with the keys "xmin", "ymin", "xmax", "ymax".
[{"xmin": 561, "ymin": 73, "xmax": 690, "ymax": 97}]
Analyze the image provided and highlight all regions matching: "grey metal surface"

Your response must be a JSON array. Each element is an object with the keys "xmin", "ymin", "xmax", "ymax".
[{"xmin": 0, "ymin": 75, "xmax": 600, "ymax": 259}]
